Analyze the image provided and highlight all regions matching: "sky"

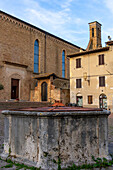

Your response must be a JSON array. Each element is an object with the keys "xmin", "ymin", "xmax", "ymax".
[{"xmin": 1, "ymin": 0, "xmax": 113, "ymax": 49}]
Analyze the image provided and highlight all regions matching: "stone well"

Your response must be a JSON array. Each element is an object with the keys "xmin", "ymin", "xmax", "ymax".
[{"xmin": 1, "ymin": 107, "xmax": 110, "ymax": 169}]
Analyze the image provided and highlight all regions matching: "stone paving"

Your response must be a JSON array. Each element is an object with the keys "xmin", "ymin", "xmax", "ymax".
[{"xmin": 0, "ymin": 111, "xmax": 113, "ymax": 169}]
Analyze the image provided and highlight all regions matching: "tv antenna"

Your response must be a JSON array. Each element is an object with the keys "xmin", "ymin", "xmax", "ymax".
[{"xmin": 108, "ymin": 36, "xmax": 111, "ymax": 41}]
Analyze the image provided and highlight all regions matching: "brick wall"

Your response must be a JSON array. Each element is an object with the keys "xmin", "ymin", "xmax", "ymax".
[{"xmin": 0, "ymin": 11, "xmax": 80, "ymax": 101}]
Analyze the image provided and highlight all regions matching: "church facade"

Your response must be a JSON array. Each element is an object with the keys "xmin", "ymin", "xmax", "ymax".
[{"xmin": 0, "ymin": 10, "xmax": 81, "ymax": 103}]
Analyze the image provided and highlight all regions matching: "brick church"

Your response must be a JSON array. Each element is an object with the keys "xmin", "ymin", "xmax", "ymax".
[{"xmin": 0, "ymin": 10, "xmax": 81, "ymax": 104}]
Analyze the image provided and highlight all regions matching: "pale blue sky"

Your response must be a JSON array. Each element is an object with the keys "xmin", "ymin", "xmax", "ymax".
[{"xmin": 1, "ymin": 0, "xmax": 113, "ymax": 49}]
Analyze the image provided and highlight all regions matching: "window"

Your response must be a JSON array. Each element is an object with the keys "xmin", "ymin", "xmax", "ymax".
[
  {"xmin": 92, "ymin": 28, "xmax": 94, "ymax": 37},
  {"xmin": 62, "ymin": 50, "xmax": 65, "ymax": 78},
  {"xmin": 99, "ymin": 54, "xmax": 104, "ymax": 65},
  {"xmin": 99, "ymin": 76, "xmax": 105, "ymax": 87},
  {"xmin": 76, "ymin": 79, "xmax": 82, "ymax": 88},
  {"xmin": 35, "ymin": 81, "xmax": 38, "ymax": 87},
  {"xmin": 76, "ymin": 58, "xmax": 81, "ymax": 68},
  {"xmin": 98, "ymin": 28, "xmax": 99, "ymax": 37},
  {"xmin": 88, "ymin": 95, "xmax": 93, "ymax": 104},
  {"xmin": 34, "ymin": 40, "xmax": 39, "ymax": 73}
]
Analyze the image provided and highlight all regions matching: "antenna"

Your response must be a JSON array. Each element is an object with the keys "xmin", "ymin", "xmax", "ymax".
[{"xmin": 108, "ymin": 36, "xmax": 111, "ymax": 41}]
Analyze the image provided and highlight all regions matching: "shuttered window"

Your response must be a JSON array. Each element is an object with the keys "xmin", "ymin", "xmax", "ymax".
[
  {"xmin": 99, "ymin": 76, "xmax": 105, "ymax": 87},
  {"xmin": 76, "ymin": 79, "xmax": 82, "ymax": 88},
  {"xmin": 88, "ymin": 95, "xmax": 93, "ymax": 104},
  {"xmin": 99, "ymin": 54, "xmax": 104, "ymax": 65},
  {"xmin": 76, "ymin": 58, "xmax": 81, "ymax": 68}
]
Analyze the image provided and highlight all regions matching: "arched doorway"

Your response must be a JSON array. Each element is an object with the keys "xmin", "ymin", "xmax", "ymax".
[
  {"xmin": 76, "ymin": 93, "xmax": 83, "ymax": 107},
  {"xmin": 99, "ymin": 94, "xmax": 107, "ymax": 109},
  {"xmin": 41, "ymin": 82, "xmax": 47, "ymax": 101}
]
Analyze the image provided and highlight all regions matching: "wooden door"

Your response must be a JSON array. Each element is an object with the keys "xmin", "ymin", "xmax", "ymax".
[
  {"xmin": 11, "ymin": 79, "xmax": 19, "ymax": 99},
  {"xmin": 41, "ymin": 82, "xmax": 47, "ymax": 101}
]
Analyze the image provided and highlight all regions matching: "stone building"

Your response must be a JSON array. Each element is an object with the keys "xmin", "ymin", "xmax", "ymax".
[
  {"xmin": 69, "ymin": 21, "xmax": 113, "ymax": 111},
  {"xmin": 0, "ymin": 10, "xmax": 81, "ymax": 103}
]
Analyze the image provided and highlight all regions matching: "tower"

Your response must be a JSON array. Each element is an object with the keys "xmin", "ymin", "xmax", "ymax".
[{"xmin": 87, "ymin": 21, "xmax": 102, "ymax": 50}]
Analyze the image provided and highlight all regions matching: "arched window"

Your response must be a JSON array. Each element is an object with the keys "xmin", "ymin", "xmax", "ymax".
[
  {"xmin": 34, "ymin": 40, "xmax": 39, "ymax": 73},
  {"xmin": 99, "ymin": 94, "xmax": 107, "ymax": 109},
  {"xmin": 62, "ymin": 50, "xmax": 65, "ymax": 78},
  {"xmin": 41, "ymin": 82, "xmax": 47, "ymax": 101}
]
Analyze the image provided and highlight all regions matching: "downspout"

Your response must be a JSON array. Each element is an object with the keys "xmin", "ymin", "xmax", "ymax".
[{"xmin": 44, "ymin": 33, "xmax": 46, "ymax": 73}]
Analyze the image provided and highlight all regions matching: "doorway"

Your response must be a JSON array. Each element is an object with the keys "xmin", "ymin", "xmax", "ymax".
[
  {"xmin": 76, "ymin": 95, "xmax": 83, "ymax": 107},
  {"xmin": 11, "ymin": 79, "xmax": 19, "ymax": 99},
  {"xmin": 41, "ymin": 82, "xmax": 47, "ymax": 101},
  {"xmin": 99, "ymin": 94, "xmax": 107, "ymax": 109}
]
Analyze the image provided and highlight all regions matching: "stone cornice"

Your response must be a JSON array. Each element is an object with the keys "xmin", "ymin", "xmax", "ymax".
[{"xmin": 3, "ymin": 60, "xmax": 28, "ymax": 68}]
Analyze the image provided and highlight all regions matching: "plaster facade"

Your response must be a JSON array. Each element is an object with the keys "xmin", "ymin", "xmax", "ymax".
[
  {"xmin": 69, "ymin": 21, "xmax": 113, "ymax": 111},
  {"xmin": 70, "ymin": 47, "xmax": 113, "ymax": 109}
]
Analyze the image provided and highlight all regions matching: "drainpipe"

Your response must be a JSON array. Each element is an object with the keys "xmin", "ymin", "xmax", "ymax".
[{"xmin": 44, "ymin": 33, "xmax": 46, "ymax": 73}]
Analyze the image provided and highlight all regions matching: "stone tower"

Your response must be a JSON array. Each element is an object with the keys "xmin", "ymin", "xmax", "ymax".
[{"xmin": 87, "ymin": 21, "xmax": 102, "ymax": 50}]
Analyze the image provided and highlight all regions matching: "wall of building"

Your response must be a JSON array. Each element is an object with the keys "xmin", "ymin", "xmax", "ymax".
[
  {"xmin": 70, "ymin": 46, "xmax": 113, "ymax": 111},
  {"xmin": 30, "ymin": 79, "xmax": 51, "ymax": 102},
  {"xmin": 30, "ymin": 78, "xmax": 70, "ymax": 105},
  {"xmin": 0, "ymin": 11, "xmax": 80, "ymax": 101}
]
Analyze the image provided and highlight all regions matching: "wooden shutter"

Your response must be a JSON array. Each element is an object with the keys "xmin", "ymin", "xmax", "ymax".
[
  {"xmin": 102, "ymin": 54, "xmax": 104, "ymax": 64},
  {"xmin": 76, "ymin": 58, "xmax": 81, "ymax": 68},
  {"xmin": 99, "ymin": 54, "xmax": 104, "ymax": 65},
  {"xmin": 76, "ymin": 79, "xmax": 81, "ymax": 88},
  {"xmin": 99, "ymin": 76, "xmax": 105, "ymax": 87},
  {"xmin": 88, "ymin": 96, "xmax": 93, "ymax": 104}
]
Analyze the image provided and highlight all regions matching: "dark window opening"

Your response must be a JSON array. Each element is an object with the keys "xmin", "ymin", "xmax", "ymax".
[
  {"xmin": 76, "ymin": 58, "xmax": 81, "ymax": 68},
  {"xmin": 99, "ymin": 76, "xmax": 105, "ymax": 87},
  {"xmin": 76, "ymin": 79, "xmax": 82, "ymax": 88},
  {"xmin": 98, "ymin": 28, "xmax": 99, "ymax": 37},
  {"xmin": 41, "ymin": 82, "xmax": 47, "ymax": 101},
  {"xmin": 92, "ymin": 28, "xmax": 94, "ymax": 37},
  {"xmin": 88, "ymin": 95, "xmax": 93, "ymax": 104},
  {"xmin": 99, "ymin": 54, "xmax": 104, "ymax": 65}
]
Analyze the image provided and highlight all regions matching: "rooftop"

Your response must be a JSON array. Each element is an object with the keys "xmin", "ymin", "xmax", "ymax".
[
  {"xmin": 33, "ymin": 73, "xmax": 69, "ymax": 80},
  {"xmin": 68, "ymin": 46, "xmax": 109, "ymax": 58}
]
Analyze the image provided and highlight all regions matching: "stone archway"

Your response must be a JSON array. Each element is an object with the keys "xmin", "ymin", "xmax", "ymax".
[{"xmin": 99, "ymin": 94, "xmax": 107, "ymax": 109}]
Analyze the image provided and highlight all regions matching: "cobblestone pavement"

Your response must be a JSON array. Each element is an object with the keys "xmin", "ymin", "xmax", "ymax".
[{"xmin": 0, "ymin": 111, "xmax": 113, "ymax": 169}]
